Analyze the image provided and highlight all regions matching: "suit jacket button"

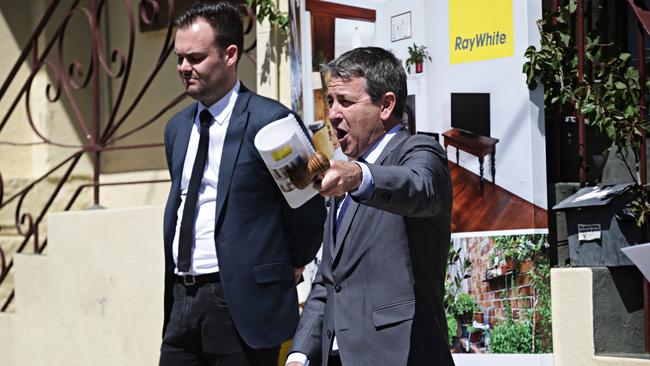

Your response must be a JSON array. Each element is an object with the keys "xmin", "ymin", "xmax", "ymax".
[
  {"xmin": 334, "ymin": 285, "xmax": 341, "ymax": 293},
  {"xmin": 327, "ymin": 330, "xmax": 332, "ymax": 338}
]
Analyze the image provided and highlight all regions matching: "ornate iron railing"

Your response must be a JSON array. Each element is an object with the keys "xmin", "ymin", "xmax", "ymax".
[{"xmin": 0, "ymin": 0, "xmax": 257, "ymax": 311}]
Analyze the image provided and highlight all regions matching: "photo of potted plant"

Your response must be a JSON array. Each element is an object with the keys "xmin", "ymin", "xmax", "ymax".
[
  {"xmin": 451, "ymin": 292, "xmax": 478, "ymax": 327},
  {"xmin": 405, "ymin": 43, "xmax": 432, "ymax": 74},
  {"xmin": 468, "ymin": 325, "xmax": 484, "ymax": 344}
]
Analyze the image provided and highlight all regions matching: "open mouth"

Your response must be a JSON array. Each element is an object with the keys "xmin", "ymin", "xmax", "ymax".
[{"xmin": 335, "ymin": 127, "xmax": 348, "ymax": 141}]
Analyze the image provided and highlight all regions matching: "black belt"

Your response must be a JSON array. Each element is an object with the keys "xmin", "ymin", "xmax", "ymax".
[{"xmin": 175, "ymin": 272, "xmax": 220, "ymax": 286}]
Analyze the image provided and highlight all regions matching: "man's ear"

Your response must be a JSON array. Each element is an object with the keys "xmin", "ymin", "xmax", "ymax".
[
  {"xmin": 379, "ymin": 92, "xmax": 397, "ymax": 121},
  {"xmin": 224, "ymin": 45, "xmax": 239, "ymax": 67}
]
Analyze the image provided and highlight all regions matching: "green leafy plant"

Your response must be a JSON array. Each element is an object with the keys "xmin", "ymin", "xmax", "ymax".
[
  {"xmin": 444, "ymin": 243, "xmax": 472, "ymax": 312},
  {"xmin": 489, "ymin": 319, "xmax": 534, "ymax": 353},
  {"xmin": 405, "ymin": 43, "xmax": 432, "ymax": 73},
  {"xmin": 522, "ymin": 4, "xmax": 650, "ymax": 224},
  {"xmin": 492, "ymin": 235, "xmax": 547, "ymax": 266},
  {"xmin": 490, "ymin": 234, "xmax": 552, "ymax": 353},
  {"xmin": 444, "ymin": 243, "xmax": 473, "ymax": 341},
  {"xmin": 529, "ymin": 260, "xmax": 552, "ymax": 353},
  {"xmin": 246, "ymin": 0, "xmax": 289, "ymax": 35},
  {"xmin": 489, "ymin": 299, "xmax": 533, "ymax": 353},
  {"xmin": 449, "ymin": 292, "xmax": 478, "ymax": 324},
  {"xmin": 446, "ymin": 313, "xmax": 457, "ymax": 346}
]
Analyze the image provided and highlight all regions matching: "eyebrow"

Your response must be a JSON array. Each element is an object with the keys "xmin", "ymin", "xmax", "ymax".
[{"xmin": 174, "ymin": 50, "xmax": 204, "ymax": 56}]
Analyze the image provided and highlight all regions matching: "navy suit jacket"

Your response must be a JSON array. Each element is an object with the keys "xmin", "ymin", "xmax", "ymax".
[{"xmin": 162, "ymin": 84, "xmax": 326, "ymax": 348}]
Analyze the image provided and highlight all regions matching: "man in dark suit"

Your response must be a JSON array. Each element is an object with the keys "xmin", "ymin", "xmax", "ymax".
[
  {"xmin": 286, "ymin": 47, "xmax": 455, "ymax": 366},
  {"xmin": 160, "ymin": 3, "xmax": 325, "ymax": 366}
]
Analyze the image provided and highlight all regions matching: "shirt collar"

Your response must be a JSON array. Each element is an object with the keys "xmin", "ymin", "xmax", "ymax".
[
  {"xmin": 196, "ymin": 80, "xmax": 241, "ymax": 126},
  {"xmin": 360, "ymin": 124, "xmax": 402, "ymax": 164}
]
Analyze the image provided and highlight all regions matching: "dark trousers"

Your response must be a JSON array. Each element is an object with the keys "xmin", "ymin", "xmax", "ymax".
[{"xmin": 160, "ymin": 280, "xmax": 279, "ymax": 366}]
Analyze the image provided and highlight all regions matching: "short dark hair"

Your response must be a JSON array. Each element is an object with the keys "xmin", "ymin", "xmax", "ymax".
[
  {"xmin": 175, "ymin": 1, "xmax": 244, "ymax": 62},
  {"xmin": 326, "ymin": 47, "xmax": 407, "ymax": 120}
]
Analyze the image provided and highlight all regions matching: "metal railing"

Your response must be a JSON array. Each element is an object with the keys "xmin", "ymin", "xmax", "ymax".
[
  {"xmin": 627, "ymin": 0, "xmax": 650, "ymax": 353},
  {"xmin": 0, "ymin": 0, "xmax": 257, "ymax": 311},
  {"xmin": 566, "ymin": 0, "xmax": 650, "ymax": 353}
]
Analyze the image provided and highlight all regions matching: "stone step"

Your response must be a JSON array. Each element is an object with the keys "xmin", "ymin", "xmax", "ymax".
[
  {"xmin": 4, "ymin": 207, "xmax": 164, "ymax": 365},
  {"xmin": 0, "ymin": 234, "xmax": 24, "ymax": 313},
  {"xmin": 0, "ymin": 175, "xmax": 95, "ymax": 234},
  {"xmin": 0, "ymin": 224, "xmax": 20, "ymax": 236},
  {"xmin": 0, "ymin": 312, "xmax": 15, "ymax": 365}
]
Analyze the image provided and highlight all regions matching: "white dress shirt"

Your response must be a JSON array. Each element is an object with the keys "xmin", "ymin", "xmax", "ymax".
[
  {"xmin": 286, "ymin": 124, "xmax": 401, "ymax": 366},
  {"xmin": 172, "ymin": 81, "xmax": 241, "ymax": 275}
]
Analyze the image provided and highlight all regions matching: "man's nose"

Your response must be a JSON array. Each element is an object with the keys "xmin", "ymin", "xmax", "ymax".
[
  {"xmin": 328, "ymin": 103, "xmax": 341, "ymax": 121},
  {"xmin": 178, "ymin": 58, "xmax": 191, "ymax": 74}
]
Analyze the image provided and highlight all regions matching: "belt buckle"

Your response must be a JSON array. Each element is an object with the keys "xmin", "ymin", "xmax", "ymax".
[{"xmin": 182, "ymin": 275, "xmax": 196, "ymax": 286}]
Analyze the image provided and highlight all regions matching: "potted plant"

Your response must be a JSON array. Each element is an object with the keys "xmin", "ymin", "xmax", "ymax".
[
  {"xmin": 473, "ymin": 311, "xmax": 484, "ymax": 324},
  {"xmin": 467, "ymin": 325, "xmax": 484, "ymax": 344},
  {"xmin": 500, "ymin": 256, "xmax": 514, "ymax": 275},
  {"xmin": 450, "ymin": 292, "xmax": 478, "ymax": 326},
  {"xmin": 405, "ymin": 43, "xmax": 432, "ymax": 74}
]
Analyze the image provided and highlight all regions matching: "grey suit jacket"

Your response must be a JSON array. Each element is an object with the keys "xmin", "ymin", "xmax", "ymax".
[{"xmin": 290, "ymin": 130, "xmax": 455, "ymax": 366}]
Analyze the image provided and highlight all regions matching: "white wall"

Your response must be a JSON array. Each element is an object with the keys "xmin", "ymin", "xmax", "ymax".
[
  {"xmin": 304, "ymin": 0, "xmax": 547, "ymax": 209},
  {"xmin": 430, "ymin": 0, "xmax": 545, "ymax": 208},
  {"xmin": 420, "ymin": 0, "xmax": 546, "ymax": 208},
  {"xmin": 375, "ymin": 0, "xmax": 429, "ymax": 143},
  {"xmin": 526, "ymin": 1, "xmax": 547, "ymax": 209},
  {"xmin": 335, "ymin": 18, "xmax": 376, "ymax": 57}
]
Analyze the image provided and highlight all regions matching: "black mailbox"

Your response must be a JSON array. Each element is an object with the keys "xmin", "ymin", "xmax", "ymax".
[{"xmin": 553, "ymin": 183, "xmax": 641, "ymax": 267}]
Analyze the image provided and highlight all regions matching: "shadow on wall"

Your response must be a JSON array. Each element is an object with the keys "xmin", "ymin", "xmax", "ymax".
[
  {"xmin": 0, "ymin": 0, "xmax": 98, "ymax": 156},
  {"xmin": 259, "ymin": 25, "xmax": 289, "ymax": 87}
]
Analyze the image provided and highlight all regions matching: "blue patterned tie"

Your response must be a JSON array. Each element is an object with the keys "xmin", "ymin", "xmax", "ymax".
[{"xmin": 335, "ymin": 194, "xmax": 351, "ymax": 235}]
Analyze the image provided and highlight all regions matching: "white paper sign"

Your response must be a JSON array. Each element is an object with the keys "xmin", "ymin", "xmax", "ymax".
[{"xmin": 578, "ymin": 224, "xmax": 601, "ymax": 241}]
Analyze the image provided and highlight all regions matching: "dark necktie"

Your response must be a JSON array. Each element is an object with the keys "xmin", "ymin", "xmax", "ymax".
[
  {"xmin": 335, "ymin": 194, "xmax": 351, "ymax": 235},
  {"xmin": 177, "ymin": 109, "xmax": 213, "ymax": 272}
]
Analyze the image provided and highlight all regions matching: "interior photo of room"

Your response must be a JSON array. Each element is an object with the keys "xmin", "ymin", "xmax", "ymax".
[{"xmin": 299, "ymin": 0, "xmax": 548, "ymax": 234}]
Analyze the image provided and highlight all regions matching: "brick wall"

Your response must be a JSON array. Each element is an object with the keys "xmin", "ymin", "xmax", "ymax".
[{"xmin": 457, "ymin": 236, "xmax": 536, "ymax": 325}]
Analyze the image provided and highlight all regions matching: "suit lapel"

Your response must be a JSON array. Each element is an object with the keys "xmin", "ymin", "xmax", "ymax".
[
  {"xmin": 214, "ymin": 85, "xmax": 252, "ymax": 229},
  {"xmin": 375, "ymin": 129, "xmax": 409, "ymax": 165},
  {"xmin": 172, "ymin": 104, "xmax": 198, "ymax": 183},
  {"xmin": 331, "ymin": 129, "xmax": 410, "ymax": 264},
  {"xmin": 332, "ymin": 197, "xmax": 360, "ymax": 262}
]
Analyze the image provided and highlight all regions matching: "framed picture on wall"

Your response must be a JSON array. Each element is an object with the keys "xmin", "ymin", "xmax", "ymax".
[{"xmin": 391, "ymin": 11, "xmax": 411, "ymax": 42}]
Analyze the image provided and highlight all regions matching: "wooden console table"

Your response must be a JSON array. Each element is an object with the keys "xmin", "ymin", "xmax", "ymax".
[{"xmin": 442, "ymin": 128, "xmax": 499, "ymax": 196}]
